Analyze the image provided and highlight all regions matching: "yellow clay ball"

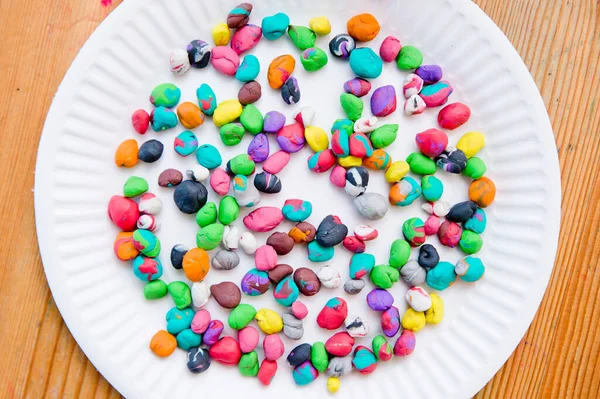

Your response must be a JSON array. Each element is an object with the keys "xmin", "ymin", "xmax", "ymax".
[
  {"xmin": 212, "ymin": 23, "xmax": 231, "ymax": 46},
  {"xmin": 305, "ymin": 126, "xmax": 329, "ymax": 152},
  {"xmin": 384, "ymin": 161, "xmax": 409, "ymax": 183},
  {"xmin": 338, "ymin": 155, "xmax": 362, "ymax": 168},
  {"xmin": 425, "ymin": 293, "xmax": 444, "ymax": 324},
  {"xmin": 401, "ymin": 308, "xmax": 427, "ymax": 332},
  {"xmin": 309, "ymin": 16, "xmax": 332, "ymax": 35},
  {"xmin": 255, "ymin": 308, "xmax": 283, "ymax": 334},
  {"xmin": 327, "ymin": 377, "xmax": 340, "ymax": 393},
  {"xmin": 456, "ymin": 131, "xmax": 485, "ymax": 158},
  {"xmin": 213, "ymin": 99, "xmax": 243, "ymax": 127}
]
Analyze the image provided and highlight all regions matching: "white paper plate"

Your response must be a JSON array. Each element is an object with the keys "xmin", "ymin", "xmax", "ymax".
[{"xmin": 34, "ymin": 0, "xmax": 560, "ymax": 398}]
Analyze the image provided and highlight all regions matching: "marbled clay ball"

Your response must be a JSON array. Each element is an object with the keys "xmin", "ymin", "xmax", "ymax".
[
  {"xmin": 436, "ymin": 147, "xmax": 467, "ymax": 173},
  {"xmin": 438, "ymin": 221, "xmax": 462, "ymax": 248},
  {"xmin": 289, "ymin": 222, "xmax": 317, "ymax": 243},
  {"xmin": 187, "ymin": 40, "xmax": 211, "ymax": 68},
  {"xmin": 293, "ymin": 267, "xmax": 322, "ymax": 296},
  {"xmin": 329, "ymin": 34, "xmax": 356, "ymax": 59},
  {"xmin": 281, "ymin": 77, "xmax": 301, "ymax": 105},
  {"xmin": 343, "ymin": 78, "xmax": 371, "ymax": 97},
  {"xmin": 254, "ymin": 172, "xmax": 282, "ymax": 194},
  {"xmin": 370, "ymin": 85, "xmax": 397, "ymax": 117},
  {"xmin": 241, "ymin": 268, "xmax": 272, "ymax": 296},
  {"xmin": 266, "ymin": 232, "xmax": 295, "ymax": 255}
]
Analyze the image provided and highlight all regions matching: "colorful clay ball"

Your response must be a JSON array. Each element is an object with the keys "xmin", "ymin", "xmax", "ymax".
[
  {"xmin": 370, "ymin": 85, "xmax": 397, "ymax": 117},
  {"xmin": 239, "ymin": 351, "xmax": 259, "ymax": 376},
  {"xmin": 150, "ymin": 83, "xmax": 181, "ymax": 108},
  {"xmin": 394, "ymin": 330, "xmax": 416, "ymax": 356},
  {"xmin": 227, "ymin": 3, "xmax": 252, "ymax": 29},
  {"xmin": 273, "ymin": 276, "xmax": 300, "ymax": 306},
  {"xmin": 133, "ymin": 256, "xmax": 162, "ymax": 281},
  {"xmin": 463, "ymin": 157, "xmax": 487, "ymax": 180},
  {"xmin": 209, "ymin": 336, "xmax": 242, "ymax": 365},
  {"xmin": 212, "ymin": 23, "xmax": 231, "ymax": 46},
  {"xmin": 174, "ymin": 131, "xmax": 198, "ymax": 157},
  {"xmin": 416, "ymin": 64, "xmax": 443, "ymax": 85},
  {"xmin": 344, "ymin": 77, "xmax": 371, "ymax": 97},
  {"xmin": 281, "ymin": 77, "xmax": 301, "ymax": 105},
  {"xmin": 307, "ymin": 149, "xmax": 337, "ymax": 173},
  {"xmin": 325, "ymin": 332, "xmax": 355, "ymax": 357},
  {"xmin": 419, "ymin": 80, "xmax": 453, "ymax": 107},
  {"xmin": 380, "ymin": 36, "xmax": 402, "ymax": 62},
  {"xmin": 211, "ymin": 46, "xmax": 240, "ymax": 76},
  {"xmin": 115, "ymin": 139, "xmax": 138, "ymax": 167},
  {"xmin": 187, "ymin": 40, "xmax": 211, "ymax": 69},
  {"xmin": 293, "ymin": 361, "xmax": 319, "ymax": 386},
  {"xmin": 370, "ymin": 124, "xmax": 398, "ymax": 149},
  {"xmin": 438, "ymin": 102, "xmax": 471, "ymax": 130},
  {"xmin": 187, "ymin": 347, "xmax": 211, "ymax": 374},
  {"xmin": 455, "ymin": 256, "xmax": 485, "ymax": 282},
  {"xmin": 241, "ymin": 268, "xmax": 271, "ymax": 296},
  {"xmin": 231, "ymin": 24, "xmax": 262, "ymax": 55},
  {"xmin": 301, "ymin": 47, "xmax": 328, "ymax": 71},
  {"xmin": 282, "ymin": 199, "xmax": 313, "ymax": 222},
  {"xmin": 372, "ymin": 335, "xmax": 394, "ymax": 361},
  {"xmin": 247, "ymin": 133, "xmax": 269, "ymax": 161},
  {"xmin": 317, "ymin": 297, "xmax": 348, "ymax": 330},
  {"xmin": 347, "ymin": 13, "xmax": 380, "ymax": 42},
  {"xmin": 349, "ymin": 47, "xmax": 383, "ymax": 79},
  {"xmin": 396, "ymin": 45, "xmax": 423, "ymax": 70},
  {"xmin": 389, "ymin": 176, "xmax": 421, "ymax": 206},
  {"xmin": 426, "ymin": 261, "xmax": 457, "ymax": 290},
  {"xmin": 349, "ymin": 253, "xmax": 376, "ymax": 279},
  {"xmin": 345, "ymin": 166, "xmax": 369, "ymax": 196},
  {"xmin": 459, "ymin": 230, "xmax": 483, "ymax": 254},
  {"xmin": 468, "ymin": 177, "xmax": 496, "ymax": 208},
  {"xmin": 352, "ymin": 345, "xmax": 377, "ymax": 374},
  {"xmin": 287, "ymin": 343, "xmax": 312, "ymax": 366},
  {"xmin": 329, "ymin": 34, "xmax": 355, "ymax": 59},
  {"xmin": 438, "ymin": 220, "xmax": 462, "ymax": 247},
  {"xmin": 421, "ymin": 175, "xmax": 444, "ymax": 201},
  {"xmin": 288, "ymin": 25, "xmax": 317, "ymax": 50},
  {"xmin": 418, "ymin": 244, "xmax": 439, "ymax": 270},
  {"xmin": 464, "ymin": 207, "xmax": 487, "ymax": 233},
  {"xmin": 363, "ymin": 149, "xmax": 392, "ymax": 170},
  {"xmin": 316, "ymin": 215, "xmax": 348, "ymax": 247},
  {"xmin": 407, "ymin": 152, "xmax": 437, "ymax": 175},
  {"xmin": 268, "ymin": 54, "xmax": 296, "ymax": 89},
  {"xmin": 402, "ymin": 217, "xmax": 426, "ymax": 247},
  {"xmin": 436, "ymin": 147, "xmax": 468, "ymax": 173},
  {"xmin": 196, "ymin": 84, "xmax": 218, "ymax": 116},
  {"xmin": 370, "ymin": 265, "xmax": 400, "ymax": 289},
  {"xmin": 262, "ymin": 13, "xmax": 290, "ymax": 40},
  {"xmin": 138, "ymin": 139, "xmax": 164, "ymax": 163},
  {"xmin": 173, "ymin": 180, "xmax": 208, "ymax": 214},
  {"xmin": 236, "ymin": 54, "xmax": 261, "ymax": 82},
  {"xmin": 238, "ymin": 80, "xmax": 262, "ymax": 105},
  {"xmin": 381, "ymin": 306, "xmax": 401, "ymax": 337},
  {"xmin": 416, "ymin": 128, "xmax": 449, "ymax": 158},
  {"xmin": 294, "ymin": 267, "xmax": 321, "ymax": 296}
]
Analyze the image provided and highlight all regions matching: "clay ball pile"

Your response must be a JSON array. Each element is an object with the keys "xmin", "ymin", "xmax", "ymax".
[{"xmin": 110, "ymin": 3, "xmax": 496, "ymax": 394}]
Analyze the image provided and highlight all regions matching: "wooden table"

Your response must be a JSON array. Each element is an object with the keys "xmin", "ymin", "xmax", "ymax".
[{"xmin": 0, "ymin": 0, "xmax": 598, "ymax": 397}]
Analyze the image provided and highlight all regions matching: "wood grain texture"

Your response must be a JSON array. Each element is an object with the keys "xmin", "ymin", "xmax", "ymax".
[{"xmin": 0, "ymin": 0, "xmax": 598, "ymax": 398}]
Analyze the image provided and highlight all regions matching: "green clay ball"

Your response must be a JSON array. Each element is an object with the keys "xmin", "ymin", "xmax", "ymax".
[
  {"xmin": 239, "ymin": 351, "xmax": 259, "ymax": 376},
  {"xmin": 150, "ymin": 83, "xmax": 181, "ymax": 108},
  {"xmin": 370, "ymin": 265, "xmax": 400, "ymax": 289},
  {"xmin": 340, "ymin": 93, "xmax": 364, "ymax": 121},
  {"xmin": 301, "ymin": 47, "xmax": 328, "ymax": 71},
  {"xmin": 176, "ymin": 328, "xmax": 202, "ymax": 350},
  {"xmin": 426, "ymin": 261, "xmax": 456, "ymax": 291},
  {"xmin": 463, "ymin": 157, "xmax": 487, "ymax": 179},
  {"xmin": 196, "ymin": 223, "xmax": 225, "ymax": 250},
  {"xmin": 168, "ymin": 281, "xmax": 192, "ymax": 309},
  {"xmin": 143, "ymin": 279, "xmax": 168, "ymax": 300},
  {"xmin": 220, "ymin": 123, "xmax": 245, "ymax": 146},
  {"xmin": 288, "ymin": 25, "xmax": 317, "ymax": 50},
  {"xmin": 196, "ymin": 202, "xmax": 217, "ymax": 227},
  {"xmin": 406, "ymin": 152, "xmax": 437, "ymax": 175},
  {"xmin": 396, "ymin": 45, "xmax": 423, "ymax": 70},
  {"xmin": 459, "ymin": 230, "xmax": 483, "ymax": 254},
  {"xmin": 218, "ymin": 196, "xmax": 240, "ymax": 225},
  {"xmin": 389, "ymin": 239, "xmax": 411, "ymax": 269},
  {"xmin": 421, "ymin": 175, "xmax": 444, "ymax": 201},
  {"xmin": 240, "ymin": 104, "xmax": 264, "ymax": 135},
  {"xmin": 311, "ymin": 342, "xmax": 329, "ymax": 372},
  {"xmin": 228, "ymin": 303, "xmax": 258, "ymax": 330},
  {"xmin": 228, "ymin": 154, "xmax": 256, "ymax": 176},
  {"xmin": 370, "ymin": 124, "xmax": 398, "ymax": 149},
  {"xmin": 123, "ymin": 176, "xmax": 148, "ymax": 198}
]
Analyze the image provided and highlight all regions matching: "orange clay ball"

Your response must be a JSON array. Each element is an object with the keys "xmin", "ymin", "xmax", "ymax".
[
  {"xmin": 149, "ymin": 330, "xmax": 177, "ymax": 357},
  {"xmin": 177, "ymin": 101, "xmax": 205, "ymax": 129},
  {"xmin": 468, "ymin": 177, "xmax": 496, "ymax": 208},
  {"xmin": 113, "ymin": 231, "xmax": 139, "ymax": 261},
  {"xmin": 347, "ymin": 13, "xmax": 381, "ymax": 42},
  {"xmin": 182, "ymin": 248, "xmax": 210, "ymax": 282},
  {"xmin": 363, "ymin": 149, "xmax": 392, "ymax": 170},
  {"xmin": 267, "ymin": 54, "xmax": 296, "ymax": 89},
  {"xmin": 115, "ymin": 139, "xmax": 138, "ymax": 167}
]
